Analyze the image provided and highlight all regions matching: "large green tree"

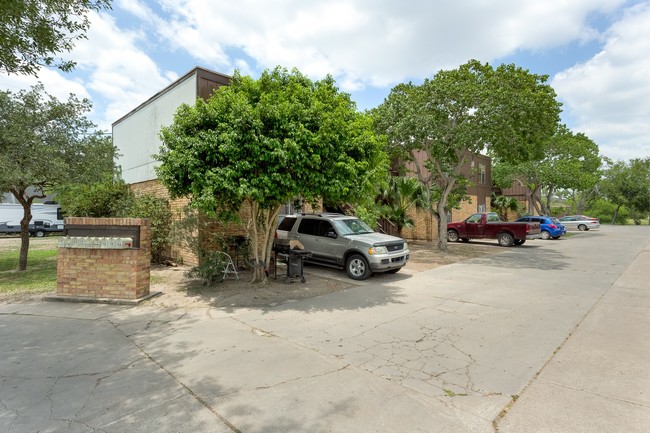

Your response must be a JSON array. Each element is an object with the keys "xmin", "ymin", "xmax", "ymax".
[
  {"xmin": 0, "ymin": 84, "xmax": 114, "ymax": 270},
  {"xmin": 156, "ymin": 67, "xmax": 386, "ymax": 283},
  {"xmin": 599, "ymin": 157, "xmax": 650, "ymax": 224},
  {"xmin": 0, "ymin": 0, "xmax": 111, "ymax": 76},
  {"xmin": 374, "ymin": 60, "xmax": 561, "ymax": 250},
  {"xmin": 493, "ymin": 125, "xmax": 601, "ymax": 215}
]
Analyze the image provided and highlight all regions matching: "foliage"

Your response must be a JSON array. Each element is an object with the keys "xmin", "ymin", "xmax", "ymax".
[
  {"xmin": 184, "ymin": 251, "xmax": 228, "ymax": 285},
  {"xmin": 599, "ymin": 157, "xmax": 650, "ymax": 224},
  {"xmin": 156, "ymin": 67, "xmax": 386, "ymax": 282},
  {"xmin": 491, "ymin": 193, "xmax": 521, "ymax": 220},
  {"xmin": 493, "ymin": 125, "xmax": 601, "ymax": 216},
  {"xmin": 129, "ymin": 194, "xmax": 172, "ymax": 264},
  {"xmin": 379, "ymin": 176, "xmax": 425, "ymax": 236},
  {"xmin": 0, "ymin": 84, "xmax": 112, "ymax": 271},
  {"xmin": 57, "ymin": 177, "xmax": 133, "ymax": 218},
  {"xmin": 0, "ymin": 0, "xmax": 111, "ymax": 76},
  {"xmin": 0, "ymin": 248, "xmax": 57, "ymax": 294},
  {"xmin": 374, "ymin": 60, "xmax": 561, "ymax": 250},
  {"xmin": 58, "ymin": 177, "xmax": 171, "ymax": 263},
  {"xmin": 586, "ymin": 198, "xmax": 629, "ymax": 225}
]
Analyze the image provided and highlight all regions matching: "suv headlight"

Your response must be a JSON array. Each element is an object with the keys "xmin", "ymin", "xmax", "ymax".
[{"xmin": 368, "ymin": 246, "xmax": 388, "ymax": 255}]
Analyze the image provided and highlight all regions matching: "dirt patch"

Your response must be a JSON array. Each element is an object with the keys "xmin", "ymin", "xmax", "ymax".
[
  {"xmin": 143, "ymin": 240, "xmax": 499, "ymax": 309},
  {"xmin": 0, "ymin": 237, "xmax": 500, "ymax": 308}
]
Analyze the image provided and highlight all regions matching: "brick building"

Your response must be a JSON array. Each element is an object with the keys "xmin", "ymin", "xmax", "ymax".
[{"xmin": 113, "ymin": 66, "xmax": 493, "ymax": 262}]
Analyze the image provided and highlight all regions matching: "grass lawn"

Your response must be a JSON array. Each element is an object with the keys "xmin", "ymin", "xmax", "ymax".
[{"xmin": 0, "ymin": 248, "xmax": 58, "ymax": 295}]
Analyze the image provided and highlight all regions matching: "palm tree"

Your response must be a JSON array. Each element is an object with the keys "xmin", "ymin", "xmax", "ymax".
[
  {"xmin": 491, "ymin": 193, "xmax": 520, "ymax": 220},
  {"xmin": 380, "ymin": 176, "xmax": 425, "ymax": 237}
]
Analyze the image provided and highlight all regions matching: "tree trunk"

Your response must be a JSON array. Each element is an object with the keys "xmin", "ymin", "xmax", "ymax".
[
  {"xmin": 247, "ymin": 200, "xmax": 282, "ymax": 284},
  {"xmin": 436, "ymin": 199, "xmax": 448, "ymax": 252},
  {"xmin": 542, "ymin": 186, "xmax": 554, "ymax": 215},
  {"xmin": 15, "ymin": 193, "xmax": 34, "ymax": 271},
  {"xmin": 435, "ymin": 177, "xmax": 457, "ymax": 252},
  {"xmin": 611, "ymin": 205, "xmax": 621, "ymax": 225}
]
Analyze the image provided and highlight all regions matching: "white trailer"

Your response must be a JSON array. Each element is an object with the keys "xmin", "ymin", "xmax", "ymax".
[{"xmin": 0, "ymin": 203, "xmax": 65, "ymax": 237}]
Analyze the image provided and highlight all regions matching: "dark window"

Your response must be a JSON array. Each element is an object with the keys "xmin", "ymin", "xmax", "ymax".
[
  {"xmin": 298, "ymin": 219, "xmax": 319, "ymax": 235},
  {"xmin": 298, "ymin": 219, "xmax": 334, "ymax": 237},
  {"xmin": 278, "ymin": 217, "xmax": 297, "ymax": 231}
]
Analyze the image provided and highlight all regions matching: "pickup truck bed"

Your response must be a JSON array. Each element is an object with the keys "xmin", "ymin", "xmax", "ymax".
[{"xmin": 447, "ymin": 212, "xmax": 541, "ymax": 246}]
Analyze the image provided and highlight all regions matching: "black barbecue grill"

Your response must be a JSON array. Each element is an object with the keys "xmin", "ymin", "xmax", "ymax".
[{"xmin": 273, "ymin": 240, "xmax": 312, "ymax": 283}]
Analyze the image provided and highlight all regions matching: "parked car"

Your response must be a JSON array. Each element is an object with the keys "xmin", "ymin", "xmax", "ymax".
[
  {"xmin": 0, "ymin": 219, "xmax": 64, "ymax": 237},
  {"xmin": 515, "ymin": 216, "xmax": 566, "ymax": 240},
  {"xmin": 275, "ymin": 213, "xmax": 410, "ymax": 280},
  {"xmin": 447, "ymin": 212, "xmax": 541, "ymax": 246},
  {"xmin": 559, "ymin": 215, "xmax": 601, "ymax": 231}
]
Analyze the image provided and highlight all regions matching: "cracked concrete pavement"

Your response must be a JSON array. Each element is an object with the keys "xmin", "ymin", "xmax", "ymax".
[{"xmin": 1, "ymin": 225, "xmax": 648, "ymax": 432}]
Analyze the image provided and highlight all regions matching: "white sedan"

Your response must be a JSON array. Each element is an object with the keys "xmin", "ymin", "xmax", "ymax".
[{"xmin": 559, "ymin": 215, "xmax": 601, "ymax": 231}]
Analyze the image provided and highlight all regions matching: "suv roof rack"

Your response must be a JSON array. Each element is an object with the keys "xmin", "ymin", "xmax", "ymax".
[{"xmin": 299, "ymin": 212, "xmax": 346, "ymax": 217}]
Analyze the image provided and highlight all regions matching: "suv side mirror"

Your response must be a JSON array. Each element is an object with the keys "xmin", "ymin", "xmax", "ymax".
[{"xmin": 326, "ymin": 231, "xmax": 338, "ymax": 239}]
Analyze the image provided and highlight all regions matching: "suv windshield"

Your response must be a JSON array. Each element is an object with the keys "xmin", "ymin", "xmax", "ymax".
[{"xmin": 332, "ymin": 218, "xmax": 374, "ymax": 235}]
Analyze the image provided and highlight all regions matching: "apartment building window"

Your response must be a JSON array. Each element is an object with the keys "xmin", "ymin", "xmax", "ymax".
[{"xmin": 478, "ymin": 163, "xmax": 486, "ymax": 184}]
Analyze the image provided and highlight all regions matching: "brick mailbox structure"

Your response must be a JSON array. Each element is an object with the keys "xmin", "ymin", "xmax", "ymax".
[{"xmin": 56, "ymin": 217, "xmax": 153, "ymax": 302}]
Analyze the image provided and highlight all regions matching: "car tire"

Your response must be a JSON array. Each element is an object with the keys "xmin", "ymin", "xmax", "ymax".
[
  {"xmin": 541, "ymin": 230, "xmax": 551, "ymax": 240},
  {"xmin": 578, "ymin": 224, "xmax": 587, "ymax": 231},
  {"xmin": 34, "ymin": 230, "xmax": 45, "ymax": 238},
  {"xmin": 346, "ymin": 254, "xmax": 371, "ymax": 280},
  {"xmin": 514, "ymin": 239, "xmax": 526, "ymax": 246},
  {"xmin": 447, "ymin": 230, "xmax": 460, "ymax": 242},
  {"xmin": 497, "ymin": 232, "xmax": 514, "ymax": 247}
]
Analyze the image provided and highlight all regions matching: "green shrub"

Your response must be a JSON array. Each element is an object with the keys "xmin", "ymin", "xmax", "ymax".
[
  {"xmin": 586, "ymin": 199, "xmax": 629, "ymax": 224},
  {"xmin": 185, "ymin": 251, "xmax": 227, "ymax": 285},
  {"xmin": 57, "ymin": 178, "xmax": 134, "ymax": 218},
  {"xmin": 129, "ymin": 195, "xmax": 172, "ymax": 263}
]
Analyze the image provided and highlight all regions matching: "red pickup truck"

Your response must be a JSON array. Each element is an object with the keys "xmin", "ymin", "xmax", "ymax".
[{"xmin": 447, "ymin": 212, "xmax": 541, "ymax": 246}]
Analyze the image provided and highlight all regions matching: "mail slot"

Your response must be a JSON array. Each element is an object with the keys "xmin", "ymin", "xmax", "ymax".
[{"xmin": 58, "ymin": 236, "xmax": 133, "ymax": 249}]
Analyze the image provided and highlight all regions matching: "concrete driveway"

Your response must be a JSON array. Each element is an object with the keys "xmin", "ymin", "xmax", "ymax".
[{"xmin": 1, "ymin": 225, "xmax": 648, "ymax": 432}]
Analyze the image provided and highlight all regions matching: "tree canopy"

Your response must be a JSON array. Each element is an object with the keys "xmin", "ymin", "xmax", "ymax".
[
  {"xmin": 156, "ymin": 67, "xmax": 386, "ymax": 282},
  {"xmin": 374, "ymin": 60, "xmax": 561, "ymax": 250},
  {"xmin": 599, "ymin": 157, "xmax": 650, "ymax": 224},
  {"xmin": 0, "ymin": 0, "xmax": 111, "ymax": 76},
  {"xmin": 493, "ymin": 124, "xmax": 601, "ymax": 215},
  {"xmin": 0, "ymin": 84, "xmax": 114, "ymax": 270}
]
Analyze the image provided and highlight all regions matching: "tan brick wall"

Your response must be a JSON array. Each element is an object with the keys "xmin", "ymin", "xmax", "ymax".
[
  {"xmin": 56, "ymin": 217, "xmax": 151, "ymax": 300},
  {"xmin": 396, "ymin": 194, "xmax": 486, "ymax": 241},
  {"xmin": 129, "ymin": 180, "xmax": 198, "ymax": 265}
]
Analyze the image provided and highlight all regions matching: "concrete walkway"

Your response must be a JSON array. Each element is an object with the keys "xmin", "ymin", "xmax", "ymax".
[{"xmin": 1, "ymin": 225, "xmax": 648, "ymax": 432}]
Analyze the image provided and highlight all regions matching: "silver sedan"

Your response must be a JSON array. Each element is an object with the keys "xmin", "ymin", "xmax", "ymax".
[{"xmin": 559, "ymin": 215, "xmax": 601, "ymax": 231}]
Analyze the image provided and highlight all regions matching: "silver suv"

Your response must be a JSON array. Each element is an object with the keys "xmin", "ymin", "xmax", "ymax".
[{"xmin": 276, "ymin": 213, "xmax": 410, "ymax": 280}]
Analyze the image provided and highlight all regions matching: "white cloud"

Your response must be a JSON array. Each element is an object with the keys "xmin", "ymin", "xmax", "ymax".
[
  {"xmin": 146, "ymin": 0, "xmax": 627, "ymax": 91},
  {"xmin": 2, "ymin": 0, "xmax": 644, "ymax": 163},
  {"xmin": 0, "ymin": 8, "xmax": 177, "ymax": 132},
  {"xmin": 552, "ymin": 2, "xmax": 650, "ymax": 161},
  {"xmin": 71, "ymin": 12, "xmax": 179, "ymax": 129}
]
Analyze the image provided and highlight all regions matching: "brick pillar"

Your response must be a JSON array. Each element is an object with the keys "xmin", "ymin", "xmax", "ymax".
[{"xmin": 56, "ymin": 218, "xmax": 152, "ymax": 301}]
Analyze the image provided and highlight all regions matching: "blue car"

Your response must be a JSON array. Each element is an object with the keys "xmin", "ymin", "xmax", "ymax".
[{"xmin": 515, "ymin": 216, "xmax": 567, "ymax": 240}]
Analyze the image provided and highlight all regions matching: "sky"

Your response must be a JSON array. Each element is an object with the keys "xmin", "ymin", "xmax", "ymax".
[{"xmin": 1, "ymin": 0, "xmax": 649, "ymax": 163}]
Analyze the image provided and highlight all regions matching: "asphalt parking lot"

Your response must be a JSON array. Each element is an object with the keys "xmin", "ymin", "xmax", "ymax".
[{"xmin": 1, "ymin": 225, "xmax": 649, "ymax": 432}]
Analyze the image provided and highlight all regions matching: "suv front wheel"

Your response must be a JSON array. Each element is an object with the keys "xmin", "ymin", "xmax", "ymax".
[{"xmin": 346, "ymin": 254, "xmax": 371, "ymax": 280}]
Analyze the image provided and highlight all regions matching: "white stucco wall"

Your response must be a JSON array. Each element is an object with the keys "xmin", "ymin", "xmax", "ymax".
[{"xmin": 113, "ymin": 73, "xmax": 197, "ymax": 184}]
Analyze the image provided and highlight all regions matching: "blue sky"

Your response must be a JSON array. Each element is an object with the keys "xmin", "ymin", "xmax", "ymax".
[{"xmin": 1, "ymin": 0, "xmax": 649, "ymax": 162}]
